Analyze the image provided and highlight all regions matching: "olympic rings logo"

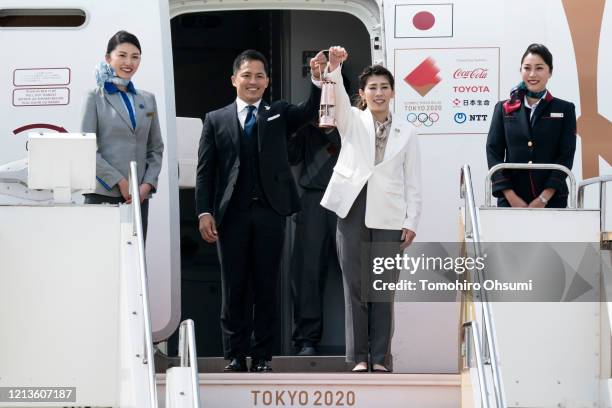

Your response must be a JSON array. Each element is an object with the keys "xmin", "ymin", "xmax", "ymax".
[{"xmin": 406, "ymin": 112, "xmax": 439, "ymax": 127}]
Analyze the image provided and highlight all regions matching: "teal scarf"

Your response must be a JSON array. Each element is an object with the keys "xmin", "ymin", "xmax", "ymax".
[{"xmin": 515, "ymin": 81, "xmax": 547, "ymax": 99}]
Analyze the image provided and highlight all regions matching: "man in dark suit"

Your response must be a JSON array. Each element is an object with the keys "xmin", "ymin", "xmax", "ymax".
[{"xmin": 196, "ymin": 49, "xmax": 325, "ymax": 372}]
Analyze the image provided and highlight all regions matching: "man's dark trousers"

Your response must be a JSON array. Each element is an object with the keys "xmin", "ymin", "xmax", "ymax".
[
  {"xmin": 291, "ymin": 189, "xmax": 339, "ymax": 347},
  {"xmin": 217, "ymin": 200, "xmax": 285, "ymax": 361},
  {"xmin": 217, "ymin": 123, "xmax": 285, "ymax": 361}
]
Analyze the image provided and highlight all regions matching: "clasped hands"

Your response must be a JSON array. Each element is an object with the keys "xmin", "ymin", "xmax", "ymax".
[
  {"xmin": 118, "ymin": 178, "xmax": 152, "ymax": 204},
  {"xmin": 503, "ymin": 188, "xmax": 554, "ymax": 208}
]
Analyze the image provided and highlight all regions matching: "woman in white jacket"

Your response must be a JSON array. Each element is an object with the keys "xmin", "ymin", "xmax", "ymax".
[{"xmin": 319, "ymin": 47, "xmax": 422, "ymax": 372}]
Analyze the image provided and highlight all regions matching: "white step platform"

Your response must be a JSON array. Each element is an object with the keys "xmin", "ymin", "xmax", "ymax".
[
  {"xmin": 472, "ymin": 207, "xmax": 605, "ymax": 407},
  {"xmin": 0, "ymin": 204, "xmax": 155, "ymax": 407},
  {"xmin": 157, "ymin": 373, "xmax": 460, "ymax": 408}
]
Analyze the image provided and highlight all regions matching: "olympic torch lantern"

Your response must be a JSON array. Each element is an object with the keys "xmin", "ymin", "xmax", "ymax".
[{"xmin": 318, "ymin": 79, "xmax": 336, "ymax": 128}]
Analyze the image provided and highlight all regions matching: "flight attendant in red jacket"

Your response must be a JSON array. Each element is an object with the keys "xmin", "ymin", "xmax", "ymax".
[{"xmin": 486, "ymin": 43, "xmax": 577, "ymax": 208}]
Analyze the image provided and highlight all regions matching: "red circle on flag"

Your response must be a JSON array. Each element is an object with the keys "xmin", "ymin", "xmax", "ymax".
[{"xmin": 413, "ymin": 11, "xmax": 435, "ymax": 30}]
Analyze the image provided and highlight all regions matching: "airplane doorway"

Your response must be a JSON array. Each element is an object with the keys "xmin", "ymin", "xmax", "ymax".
[{"xmin": 170, "ymin": 9, "xmax": 371, "ymax": 358}]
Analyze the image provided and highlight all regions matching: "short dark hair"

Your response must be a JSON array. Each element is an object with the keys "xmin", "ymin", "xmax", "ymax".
[
  {"xmin": 106, "ymin": 30, "xmax": 141, "ymax": 55},
  {"xmin": 356, "ymin": 65, "xmax": 395, "ymax": 110},
  {"xmin": 358, "ymin": 65, "xmax": 395, "ymax": 90},
  {"xmin": 521, "ymin": 43, "xmax": 553, "ymax": 72},
  {"xmin": 232, "ymin": 49, "xmax": 269, "ymax": 75}
]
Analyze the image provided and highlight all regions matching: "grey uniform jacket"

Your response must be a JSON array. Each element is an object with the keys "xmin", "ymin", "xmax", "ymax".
[{"xmin": 80, "ymin": 86, "xmax": 164, "ymax": 197}]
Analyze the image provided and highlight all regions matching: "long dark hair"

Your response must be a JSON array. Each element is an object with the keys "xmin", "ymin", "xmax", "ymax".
[
  {"xmin": 106, "ymin": 30, "xmax": 141, "ymax": 55},
  {"xmin": 356, "ymin": 65, "xmax": 395, "ymax": 110}
]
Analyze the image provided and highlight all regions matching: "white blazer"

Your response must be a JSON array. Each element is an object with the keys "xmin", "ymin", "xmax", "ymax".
[{"xmin": 320, "ymin": 66, "xmax": 422, "ymax": 231}]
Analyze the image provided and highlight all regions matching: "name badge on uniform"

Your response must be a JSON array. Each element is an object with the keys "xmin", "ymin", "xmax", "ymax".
[
  {"xmin": 146, "ymin": 111, "xmax": 155, "ymax": 117},
  {"xmin": 550, "ymin": 112, "xmax": 564, "ymax": 118}
]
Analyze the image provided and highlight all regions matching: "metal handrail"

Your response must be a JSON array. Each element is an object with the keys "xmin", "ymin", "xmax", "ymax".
[
  {"xmin": 128, "ymin": 161, "xmax": 158, "ymax": 408},
  {"xmin": 460, "ymin": 164, "xmax": 508, "ymax": 408},
  {"xmin": 484, "ymin": 163, "xmax": 577, "ymax": 208},
  {"xmin": 463, "ymin": 321, "xmax": 490, "ymax": 408},
  {"xmin": 179, "ymin": 319, "xmax": 201, "ymax": 408},
  {"xmin": 578, "ymin": 174, "xmax": 612, "ymax": 190},
  {"xmin": 578, "ymin": 175, "xmax": 612, "ymax": 235}
]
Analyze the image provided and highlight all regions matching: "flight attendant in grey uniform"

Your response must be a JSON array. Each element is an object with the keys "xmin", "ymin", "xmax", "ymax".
[
  {"xmin": 81, "ymin": 30, "xmax": 164, "ymax": 237},
  {"xmin": 319, "ymin": 47, "xmax": 422, "ymax": 372}
]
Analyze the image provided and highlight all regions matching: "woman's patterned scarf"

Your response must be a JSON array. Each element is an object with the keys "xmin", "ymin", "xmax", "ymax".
[
  {"xmin": 503, "ymin": 81, "xmax": 547, "ymax": 114},
  {"xmin": 94, "ymin": 62, "xmax": 131, "ymax": 88}
]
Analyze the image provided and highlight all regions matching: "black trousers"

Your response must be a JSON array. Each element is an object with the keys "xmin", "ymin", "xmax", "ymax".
[
  {"xmin": 83, "ymin": 193, "xmax": 149, "ymax": 239},
  {"xmin": 216, "ymin": 199, "xmax": 286, "ymax": 360},
  {"xmin": 291, "ymin": 189, "xmax": 339, "ymax": 347}
]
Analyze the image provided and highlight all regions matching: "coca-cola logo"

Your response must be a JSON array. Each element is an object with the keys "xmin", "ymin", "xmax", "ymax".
[{"xmin": 453, "ymin": 68, "xmax": 488, "ymax": 79}]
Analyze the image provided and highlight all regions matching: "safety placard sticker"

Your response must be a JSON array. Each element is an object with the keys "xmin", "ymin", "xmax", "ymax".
[
  {"xmin": 12, "ymin": 88, "xmax": 70, "ymax": 107},
  {"xmin": 13, "ymin": 68, "xmax": 71, "ymax": 86},
  {"xmin": 394, "ymin": 47, "xmax": 500, "ymax": 134}
]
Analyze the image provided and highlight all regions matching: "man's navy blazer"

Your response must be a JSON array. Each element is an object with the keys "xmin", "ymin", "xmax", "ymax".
[
  {"xmin": 486, "ymin": 93, "xmax": 577, "ymax": 207},
  {"xmin": 196, "ymin": 84, "xmax": 321, "ymax": 224}
]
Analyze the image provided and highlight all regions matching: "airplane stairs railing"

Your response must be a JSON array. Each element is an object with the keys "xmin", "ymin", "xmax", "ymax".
[
  {"xmin": 129, "ymin": 161, "xmax": 200, "ymax": 408},
  {"xmin": 460, "ymin": 164, "xmax": 507, "ymax": 408},
  {"xmin": 460, "ymin": 162, "xmax": 611, "ymax": 408},
  {"xmin": 577, "ymin": 174, "xmax": 612, "ymax": 406},
  {"xmin": 128, "ymin": 161, "xmax": 159, "ymax": 407}
]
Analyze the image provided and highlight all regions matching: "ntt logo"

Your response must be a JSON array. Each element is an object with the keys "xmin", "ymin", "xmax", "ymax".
[{"xmin": 454, "ymin": 112, "xmax": 467, "ymax": 124}]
